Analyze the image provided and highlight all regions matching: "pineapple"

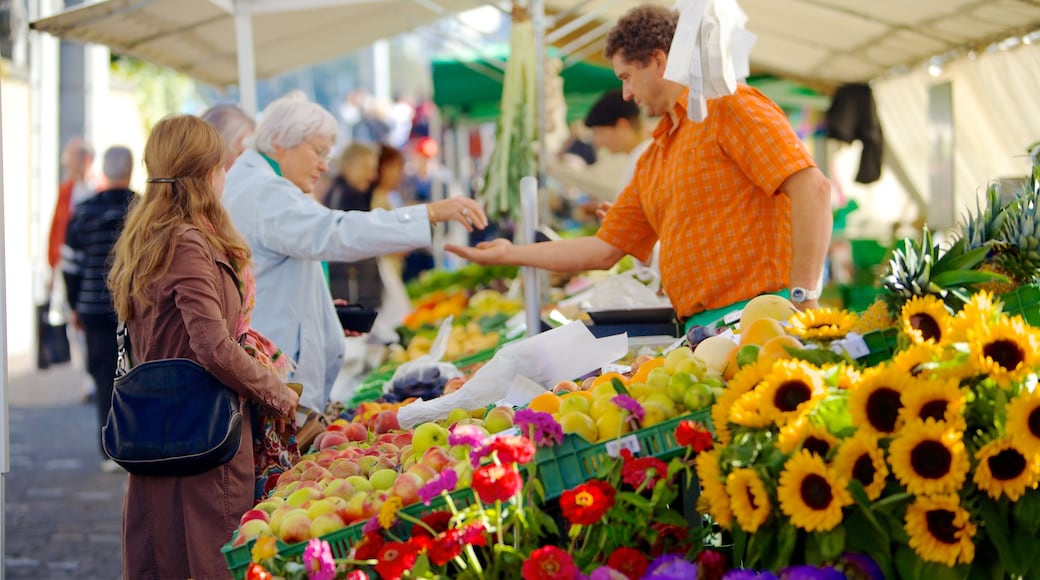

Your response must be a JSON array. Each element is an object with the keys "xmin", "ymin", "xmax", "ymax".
[
  {"xmin": 851, "ymin": 298, "xmax": 895, "ymax": 334},
  {"xmin": 995, "ymin": 162, "xmax": 1040, "ymax": 286},
  {"xmin": 956, "ymin": 181, "xmax": 1016, "ymax": 294}
]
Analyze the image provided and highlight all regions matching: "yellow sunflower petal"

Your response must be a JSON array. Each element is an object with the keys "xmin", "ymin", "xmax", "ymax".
[
  {"xmin": 973, "ymin": 436, "xmax": 1040, "ymax": 501},
  {"xmin": 777, "ymin": 415, "xmax": 839, "ymax": 458},
  {"xmin": 900, "ymin": 295, "xmax": 952, "ymax": 345},
  {"xmin": 789, "ymin": 307, "xmax": 858, "ymax": 342},
  {"xmin": 888, "ymin": 418, "xmax": 969, "ymax": 496},
  {"xmin": 757, "ymin": 360, "xmax": 826, "ymax": 425},
  {"xmin": 726, "ymin": 468, "xmax": 772, "ymax": 533},
  {"xmin": 904, "ymin": 494, "xmax": 976, "ymax": 566},
  {"xmin": 897, "ymin": 377, "xmax": 966, "ymax": 432},
  {"xmin": 695, "ymin": 449, "xmax": 733, "ymax": 529},
  {"xmin": 968, "ymin": 314, "xmax": 1040, "ymax": 389},
  {"xmin": 1007, "ymin": 389, "xmax": 1040, "ymax": 458},
  {"xmin": 831, "ymin": 431, "xmax": 889, "ymax": 500},
  {"xmin": 848, "ymin": 364, "xmax": 915, "ymax": 437},
  {"xmin": 948, "ymin": 291, "xmax": 1003, "ymax": 343},
  {"xmin": 777, "ymin": 450, "xmax": 852, "ymax": 532}
]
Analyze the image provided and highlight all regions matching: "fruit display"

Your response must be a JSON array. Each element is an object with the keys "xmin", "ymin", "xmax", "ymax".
[{"xmin": 405, "ymin": 264, "xmax": 519, "ymax": 299}]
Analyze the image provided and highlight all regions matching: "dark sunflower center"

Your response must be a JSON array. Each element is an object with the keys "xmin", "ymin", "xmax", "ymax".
[
  {"xmin": 776, "ymin": 381, "xmax": 812, "ymax": 412},
  {"xmin": 804, "ymin": 436, "xmax": 831, "ymax": 457},
  {"xmin": 746, "ymin": 486, "xmax": 758, "ymax": 510},
  {"xmin": 988, "ymin": 448, "xmax": 1027, "ymax": 481},
  {"xmin": 866, "ymin": 387, "xmax": 903, "ymax": 432},
  {"xmin": 910, "ymin": 313, "xmax": 942, "ymax": 341},
  {"xmin": 852, "ymin": 454, "xmax": 877, "ymax": 485},
  {"xmin": 1029, "ymin": 408, "xmax": 1040, "ymax": 439},
  {"xmin": 800, "ymin": 473, "xmax": 834, "ymax": 510},
  {"xmin": 910, "ymin": 440, "xmax": 953, "ymax": 479},
  {"xmin": 925, "ymin": 509, "xmax": 959, "ymax": 544},
  {"xmin": 920, "ymin": 400, "xmax": 949, "ymax": 422},
  {"xmin": 983, "ymin": 339, "xmax": 1025, "ymax": 371}
]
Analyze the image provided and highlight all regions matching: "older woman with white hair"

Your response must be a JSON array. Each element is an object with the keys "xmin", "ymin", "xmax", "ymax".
[{"xmin": 223, "ymin": 94, "xmax": 486, "ymax": 421}]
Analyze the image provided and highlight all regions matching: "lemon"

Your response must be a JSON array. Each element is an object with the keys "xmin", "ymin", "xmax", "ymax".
[
  {"xmin": 595, "ymin": 410, "xmax": 630, "ymax": 441},
  {"xmin": 558, "ymin": 412, "xmax": 598, "ymax": 443}
]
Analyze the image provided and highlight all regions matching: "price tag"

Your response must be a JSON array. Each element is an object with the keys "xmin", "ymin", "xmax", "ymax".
[
  {"xmin": 605, "ymin": 435, "xmax": 641, "ymax": 458},
  {"xmin": 840, "ymin": 333, "xmax": 871, "ymax": 359},
  {"xmin": 717, "ymin": 328, "xmax": 738, "ymax": 342},
  {"xmin": 602, "ymin": 363, "xmax": 632, "ymax": 375},
  {"xmin": 722, "ymin": 309, "xmax": 743, "ymax": 326}
]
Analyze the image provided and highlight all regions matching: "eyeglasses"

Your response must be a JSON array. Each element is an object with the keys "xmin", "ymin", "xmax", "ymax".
[{"xmin": 305, "ymin": 139, "xmax": 332, "ymax": 164}]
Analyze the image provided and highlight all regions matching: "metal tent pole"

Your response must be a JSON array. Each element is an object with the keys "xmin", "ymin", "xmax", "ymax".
[
  {"xmin": 520, "ymin": 176, "xmax": 540, "ymax": 337},
  {"xmin": 233, "ymin": 0, "xmax": 258, "ymax": 116}
]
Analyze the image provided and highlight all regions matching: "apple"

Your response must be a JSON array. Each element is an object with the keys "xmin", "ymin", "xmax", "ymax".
[
  {"xmin": 453, "ymin": 460, "xmax": 474, "ymax": 488},
  {"xmin": 421, "ymin": 446, "xmax": 455, "ymax": 473},
  {"xmin": 553, "ymin": 380, "xmax": 579, "ymax": 394},
  {"xmin": 391, "ymin": 433, "xmax": 413, "ymax": 448},
  {"xmin": 667, "ymin": 372, "xmax": 696, "ymax": 404},
  {"xmin": 239, "ymin": 509, "xmax": 270, "ymax": 526},
  {"xmin": 286, "ymin": 486, "xmax": 322, "ymax": 509},
  {"xmin": 361, "ymin": 491, "xmax": 388, "ymax": 519},
  {"xmin": 319, "ymin": 432, "xmax": 350, "ymax": 451},
  {"xmin": 412, "ymin": 422, "xmax": 450, "ymax": 455},
  {"xmin": 239, "ymin": 518, "xmax": 272, "ymax": 540},
  {"xmin": 328, "ymin": 458, "xmax": 362, "ymax": 479},
  {"xmin": 484, "ymin": 407, "xmax": 515, "ymax": 434},
  {"xmin": 277, "ymin": 510, "xmax": 313, "ymax": 544},
  {"xmin": 405, "ymin": 463, "xmax": 438, "ymax": 483},
  {"xmin": 322, "ymin": 478, "xmax": 356, "ymax": 501},
  {"xmin": 310, "ymin": 512, "xmax": 346, "ymax": 538},
  {"xmin": 356, "ymin": 455, "xmax": 381, "ymax": 476},
  {"xmin": 299, "ymin": 465, "xmax": 333, "ymax": 482},
  {"xmin": 272, "ymin": 480, "xmax": 301, "ymax": 498},
  {"xmin": 373, "ymin": 410, "xmax": 401, "ymax": 434},
  {"xmin": 445, "ymin": 408, "xmax": 471, "ymax": 425},
  {"xmin": 343, "ymin": 421, "xmax": 369, "ymax": 442},
  {"xmin": 375, "ymin": 443, "xmax": 400, "ymax": 457},
  {"xmin": 340, "ymin": 492, "xmax": 367, "ymax": 524},
  {"xmin": 683, "ymin": 383, "xmax": 715, "ymax": 411},
  {"xmin": 326, "ymin": 419, "xmax": 349, "ymax": 433},
  {"xmin": 254, "ymin": 498, "xmax": 285, "ymax": 514},
  {"xmin": 390, "ymin": 472, "xmax": 424, "ymax": 505},
  {"xmin": 369, "ymin": 468, "xmax": 398, "ymax": 491},
  {"xmin": 558, "ymin": 397, "xmax": 590, "ymax": 416},
  {"xmin": 316, "ymin": 449, "xmax": 341, "ymax": 467},
  {"xmin": 268, "ymin": 505, "xmax": 295, "ymax": 534},
  {"xmin": 345, "ymin": 475, "xmax": 374, "ymax": 493},
  {"xmin": 306, "ymin": 498, "xmax": 338, "ymax": 520}
]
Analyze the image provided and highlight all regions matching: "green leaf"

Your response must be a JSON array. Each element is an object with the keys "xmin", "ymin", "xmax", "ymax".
[
  {"xmin": 616, "ymin": 491, "xmax": 653, "ymax": 511},
  {"xmin": 745, "ymin": 522, "xmax": 775, "ymax": 569},
  {"xmin": 978, "ymin": 495, "xmax": 1021, "ymax": 574},
  {"xmin": 930, "ymin": 270, "xmax": 1008, "ymax": 287},
  {"xmin": 732, "ymin": 523, "xmax": 748, "ymax": 567},
  {"xmin": 815, "ymin": 524, "xmax": 846, "ymax": 561},
  {"xmin": 610, "ymin": 378, "xmax": 631, "ymax": 397},
  {"xmin": 770, "ymin": 522, "xmax": 798, "ymax": 571},
  {"xmin": 1013, "ymin": 489, "xmax": 1040, "ymax": 536},
  {"xmin": 844, "ymin": 511, "xmax": 896, "ymax": 579}
]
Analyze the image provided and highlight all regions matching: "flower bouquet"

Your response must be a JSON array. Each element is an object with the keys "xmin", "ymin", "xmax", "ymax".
[{"xmin": 700, "ymin": 290, "xmax": 1040, "ymax": 579}]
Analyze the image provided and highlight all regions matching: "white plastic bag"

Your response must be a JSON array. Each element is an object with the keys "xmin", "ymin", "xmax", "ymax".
[
  {"xmin": 558, "ymin": 268, "xmax": 672, "ymax": 313},
  {"xmin": 383, "ymin": 316, "xmax": 462, "ymax": 395}
]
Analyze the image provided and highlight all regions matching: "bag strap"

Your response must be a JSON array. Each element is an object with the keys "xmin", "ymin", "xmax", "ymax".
[{"xmin": 116, "ymin": 322, "xmax": 138, "ymax": 376}]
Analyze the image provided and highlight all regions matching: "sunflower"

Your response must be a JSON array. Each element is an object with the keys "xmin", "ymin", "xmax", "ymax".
[
  {"xmin": 729, "ymin": 389, "xmax": 773, "ymax": 429},
  {"xmin": 898, "ymin": 378, "xmax": 966, "ymax": 431},
  {"xmin": 712, "ymin": 360, "xmax": 772, "ymax": 444},
  {"xmin": 777, "ymin": 450, "xmax": 851, "ymax": 532},
  {"xmin": 831, "ymin": 431, "xmax": 889, "ymax": 500},
  {"xmin": 888, "ymin": 418, "xmax": 969, "ymax": 496},
  {"xmin": 777, "ymin": 415, "xmax": 839, "ymax": 458},
  {"xmin": 973, "ymin": 436, "xmax": 1040, "ymax": 501},
  {"xmin": 891, "ymin": 343, "xmax": 943, "ymax": 379},
  {"xmin": 726, "ymin": 468, "xmax": 772, "ymax": 533},
  {"xmin": 968, "ymin": 314, "xmax": 1040, "ymax": 388},
  {"xmin": 821, "ymin": 363, "xmax": 860, "ymax": 390},
  {"xmin": 900, "ymin": 295, "xmax": 952, "ymax": 344},
  {"xmin": 695, "ymin": 449, "xmax": 733, "ymax": 529},
  {"xmin": 848, "ymin": 364, "xmax": 914, "ymax": 437},
  {"xmin": 948, "ymin": 290, "xmax": 1003, "ymax": 343},
  {"xmin": 1006, "ymin": 389, "xmax": 1040, "ymax": 458},
  {"xmin": 788, "ymin": 307, "xmax": 858, "ymax": 342},
  {"xmin": 904, "ymin": 494, "xmax": 976, "ymax": 566},
  {"xmin": 757, "ymin": 360, "xmax": 825, "ymax": 425}
]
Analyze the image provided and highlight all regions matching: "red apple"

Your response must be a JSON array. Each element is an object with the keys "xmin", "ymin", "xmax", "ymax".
[
  {"xmin": 421, "ymin": 446, "xmax": 455, "ymax": 473},
  {"xmin": 373, "ymin": 410, "xmax": 401, "ymax": 435},
  {"xmin": 344, "ymin": 422, "xmax": 369, "ymax": 442},
  {"xmin": 339, "ymin": 492, "xmax": 367, "ymax": 524},
  {"xmin": 277, "ymin": 510, "xmax": 313, "ymax": 545},
  {"xmin": 329, "ymin": 458, "xmax": 362, "ymax": 479},
  {"xmin": 239, "ymin": 509, "xmax": 270, "ymax": 526},
  {"xmin": 391, "ymin": 433, "xmax": 413, "ymax": 448},
  {"xmin": 390, "ymin": 472, "xmax": 424, "ymax": 505},
  {"xmin": 405, "ymin": 463, "xmax": 438, "ymax": 483},
  {"xmin": 319, "ymin": 432, "xmax": 350, "ymax": 451},
  {"xmin": 299, "ymin": 465, "xmax": 333, "ymax": 482},
  {"xmin": 322, "ymin": 478, "xmax": 356, "ymax": 501}
]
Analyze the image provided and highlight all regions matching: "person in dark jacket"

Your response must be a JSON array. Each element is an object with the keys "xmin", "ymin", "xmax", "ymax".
[
  {"xmin": 62, "ymin": 145, "xmax": 137, "ymax": 472},
  {"xmin": 324, "ymin": 143, "xmax": 383, "ymax": 309}
]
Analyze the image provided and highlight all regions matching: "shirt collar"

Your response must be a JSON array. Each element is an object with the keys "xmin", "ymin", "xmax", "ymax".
[
  {"xmin": 653, "ymin": 88, "xmax": 691, "ymax": 140},
  {"xmin": 259, "ymin": 152, "xmax": 283, "ymax": 176}
]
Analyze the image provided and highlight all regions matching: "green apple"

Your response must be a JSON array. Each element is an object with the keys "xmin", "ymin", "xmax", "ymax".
[
  {"xmin": 736, "ymin": 344, "xmax": 761, "ymax": 368},
  {"xmin": 674, "ymin": 356, "xmax": 707, "ymax": 377},
  {"xmin": 412, "ymin": 422, "xmax": 450, "ymax": 455},
  {"xmin": 683, "ymin": 383, "xmax": 715, "ymax": 411},
  {"xmin": 368, "ymin": 468, "xmax": 398, "ymax": 491},
  {"xmin": 663, "ymin": 346, "xmax": 696, "ymax": 374},
  {"xmin": 646, "ymin": 367, "xmax": 672, "ymax": 392},
  {"xmin": 667, "ymin": 372, "xmax": 696, "ymax": 403},
  {"xmin": 484, "ymin": 407, "xmax": 515, "ymax": 434},
  {"xmin": 445, "ymin": 408, "xmax": 471, "ymax": 425},
  {"xmin": 700, "ymin": 376, "xmax": 726, "ymax": 390},
  {"xmin": 345, "ymin": 475, "xmax": 373, "ymax": 493}
]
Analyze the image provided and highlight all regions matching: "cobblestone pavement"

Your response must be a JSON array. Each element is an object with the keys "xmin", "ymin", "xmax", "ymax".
[{"xmin": 4, "ymin": 363, "xmax": 124, "ymax": 580}]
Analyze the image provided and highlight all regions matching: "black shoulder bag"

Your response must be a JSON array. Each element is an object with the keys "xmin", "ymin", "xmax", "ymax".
[{"xmin": 102, "ymin": 323, "xmax": 243, "ymax": 476}]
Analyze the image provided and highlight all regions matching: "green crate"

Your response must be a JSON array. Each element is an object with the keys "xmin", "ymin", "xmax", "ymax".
[
  {"xmin": 859, "ymin": 327, "xmax": 899, "ymax": 366},
  {"xmin": 1001, "ymin": 284, "xmax": 1040, "ymax": 327},
  {"xmin": 394, "ymin": 488, "xmax": 476, "ymax": 537},
  {"xmin": 534, "ymin": 408, "xmax": 713, "ymax": 500},
  {"xmin": 222, "ymin": 520, "xmax": 365, "ymax": 580}
]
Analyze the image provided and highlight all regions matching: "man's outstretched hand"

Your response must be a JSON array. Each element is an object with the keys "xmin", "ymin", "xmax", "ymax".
[{"xmin": 445, "ymin": 238, "xmax": 514, "ymax": 266}]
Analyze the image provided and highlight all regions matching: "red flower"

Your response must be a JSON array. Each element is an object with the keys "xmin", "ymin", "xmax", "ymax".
[
  {"xmin": 489, "ymin": 435, "xmax": 536, "ymax": 465},
  {"xmin": 675, "ymin": 420, "xmax": 713, "ymax": 452},
  {"xmin": 245, "ymin": 563, "xmax": 273, "ymax": 580},
  {"xmin": 619, "ymin": 449, "xmax": 669, "ymax": 490},
  {"xmin": 560, "ymin": 479, "xmax": 615, "ymax": 525},
  {"xmin": 606, "ymin": 547, "xmax": 649, "ymax": 580},
  {"xmin": 374, "ymin": 541, "xmax": 419, "ymax": 580},
  {"xmin": 696, "ymin": 549, "xmax": 729, "ymax": 580},
  {"xmin": 521, "ymin": 546, "xmax": 580, "ymax": 580},
  {"xmin": 649, "ymin": 523, "xmax": 694, "ymax": 557},
  {"xmin": 353, "ymin": 531, "xmax": 385, "ymax": 561},
  {"xmin": 427, "ymin": 523, "xmax": 488, "ymax": 566},
  {"xmin": 472, "ymin": 463, "xmax": 523, "ymax": 503},
  {"xmin": 410, "ymin": 510, "xmax": 453, "ymax": 539},
  {"xmin": 346, "ymin": 572, "xmax": 370, "ymax": 580}
]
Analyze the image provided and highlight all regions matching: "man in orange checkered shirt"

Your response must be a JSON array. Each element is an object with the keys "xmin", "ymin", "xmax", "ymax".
[{"xmin": 448, "ymin": 5, "xmax": 832, "ymax": 324}]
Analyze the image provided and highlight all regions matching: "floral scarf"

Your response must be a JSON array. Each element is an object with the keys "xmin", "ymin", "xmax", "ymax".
[{"xmin": 236, "ymin": 265, "xmax": 300, "ymax": 500}]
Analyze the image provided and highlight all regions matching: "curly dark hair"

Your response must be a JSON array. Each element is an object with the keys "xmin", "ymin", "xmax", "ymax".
[{"xmin": 604, "ymin": 5, "xmax": 679, "ymax": 65}]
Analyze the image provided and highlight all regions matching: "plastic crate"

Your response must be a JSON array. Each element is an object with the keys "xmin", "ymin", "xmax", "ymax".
[
  {"xmin": 534, "ymin": 408, "xmax": 713, "ymax": 500},
  {"xmin": 1001, "ymin": 284, "xmax": 1040, "ymax": 327},
  {"xmin": 859, "ymin": 327, "xmax": 899, "ymax": 366},
  {"xmin": 222, "ymin": 520, "xmax": 365, "ymax": 580}
]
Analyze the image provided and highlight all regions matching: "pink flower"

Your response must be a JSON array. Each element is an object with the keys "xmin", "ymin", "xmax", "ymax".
[
  {"xmin": 302, "ymin": 539, "xmax": 335, "ymax": 580},
  {"xmin": 515, "ymin": 409, "xmax": 564, "ymax": 447},
  {"xmin": 449, "ymin": 423, "xmax": 487, "ymax": 448},
  {"xmin": 418, "ymin": 468, "xmax": 458, "ymax": 505},
  {"xmin": 611, "ymin": 395, "xmax": 645, "ymax": 422}
]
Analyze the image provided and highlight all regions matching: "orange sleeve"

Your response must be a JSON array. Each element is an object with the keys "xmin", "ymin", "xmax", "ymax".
[
  {"xmin": 717, "ymin": 88, "xmax": 816, "ymax": 197},
  {"xmin": 595, "ymin": 166, "xmax": 657, "ymax": 263},
  {"xmin": 48, "ymin": 181, "xmax": 73, "ymax": 268}
]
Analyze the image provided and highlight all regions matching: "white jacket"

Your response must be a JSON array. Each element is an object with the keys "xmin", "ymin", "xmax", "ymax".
[{"xmin": 223, "ymin": 149, "xmax": 430, "ymax": 411}]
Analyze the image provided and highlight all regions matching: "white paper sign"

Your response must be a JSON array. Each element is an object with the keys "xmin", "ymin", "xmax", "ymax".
[{"xmin": 605, "ymin": 435, "xmax": 641, "ymax": 458}]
